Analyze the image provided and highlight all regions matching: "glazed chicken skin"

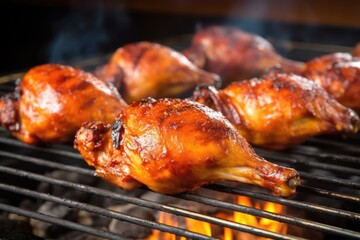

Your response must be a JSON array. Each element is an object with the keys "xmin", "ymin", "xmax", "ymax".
[
  {"xmin": 302, "ymin": 53, "xmax": 360, "ymax": 112},
  {"xmin": 0, "ymin": 64, "xmax": 128, "ymax": 144},
  {"xmin": 74, "ymin": 98, "xmax": 300, "ymax": 197},
  {"xmin": 193, "ymin": 73, "xmax": 359, "ymax": 150},
  {"xmin": 94, "ymin": 41, "xmax": 220, "ymax": 103},
  {"xmin": 183, "ymin": 25, "xmax": 304, "ymax": 85}
]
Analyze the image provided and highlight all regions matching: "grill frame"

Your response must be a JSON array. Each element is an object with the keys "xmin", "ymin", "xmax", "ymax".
[{"xmin": 0, "ymin": 38, "xmax": 360, "ymax": 240}]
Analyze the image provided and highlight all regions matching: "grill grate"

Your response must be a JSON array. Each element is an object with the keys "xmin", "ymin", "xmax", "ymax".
[
  {"xmin": 0, "ymin": 39, "xmax": 360, "ymax": 240},
  {"xmin": 0, "ymin": 127, "xmax": 359, "ymax": 239},
  {"xmin": 0, "ymin": 106, "xmax": 359, "ymax": 239}
]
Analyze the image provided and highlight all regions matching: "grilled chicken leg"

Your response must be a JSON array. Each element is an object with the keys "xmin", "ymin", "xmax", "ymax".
[
  {"xmin": 0, "ymin": 64, "xmax": 128, "ymax": 144},
  {"xmin": 302, "ymin": 53, "xmax": 360, "ymax": 113},
  {"xmin": 353, "ymin": 43, "xmax": 360, "ymax": 57},
  {"xmin": 74, "ymin": 98, "xmax": 300, "ymax": 197},
  {"xmin": 193, "ymin": 73, "xmax": 359, "ymax": 150},
  {"xmin": 94, "ymin": 41, "xmax": 220, "ymax": 103},
  {"xmin": 183, "ymin": 25, "xmax": 304, "ymax": 85}
]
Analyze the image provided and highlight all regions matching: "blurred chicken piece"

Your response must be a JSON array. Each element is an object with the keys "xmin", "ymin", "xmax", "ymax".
[
  {"xmin": 0, "ymin": 64, "xmax": 128, "ymax": 144},
  {"xmin": 183, "ymin": 25, "xmax": 304, "ymax": 85},
  {"xmin": 302, "ymin": 53, "xmax": 360, "ymax": 112},
  {"xmin": 94, "ymin": 41, "xmax": 220, "ymax": 103},
  {"xmin": 352, "ymin": 43, "xmax": 360, "ymax": 57},
  {"xmin": 193, "ymin": 73, "xmax": 359, "ymax": 150},
  {"xmin": 74, "ymin": 98, "xmax": 300, "ymax": 197}
]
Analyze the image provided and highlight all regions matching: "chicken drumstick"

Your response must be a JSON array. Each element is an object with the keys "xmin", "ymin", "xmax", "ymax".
[
  {"xmin": 302, "ymin": 53, "xmax": 360, "ymax": 113},
  {"xmin": 352, "ymin": 43, "xmax": 360, "ymax": 57},
  {"xmin": 94, "ymin": 41, "xmax": 220, "ymax": 103},
  {"xmin": 74, "ymin": 98, "xmax": 300, "ymax": 197},
  {"xmin": 193, "ymin": 72, "xmax": 359, "ymax": 150},
  {"xmin": 183, "ymin": 25, "xmax": 304, "ymax": 85},
  {"xmin": 0, "ymin": 64, "xmax": 128, "ymax": 144}
]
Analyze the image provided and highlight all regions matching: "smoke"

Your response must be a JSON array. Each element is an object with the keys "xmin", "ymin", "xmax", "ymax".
[
  {"xmin": 48, "ymin": 0, "xmax": 131, "ymax": 64},
  {"xmin": 216, "ymin": 0, "xmax": 324, "ymax": 59},
  {"xmin": 222, "ymin": 1, "xmax": 317, "ymax": 34}
]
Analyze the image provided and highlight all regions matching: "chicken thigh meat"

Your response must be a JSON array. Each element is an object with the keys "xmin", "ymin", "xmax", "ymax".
[
  {"xmin": 0, "ymin": 64, "xmax": 128, "ymax": 144},
  {"xmin": 75, "ymin": 98, "xmax": 300, "ymax": 197}
]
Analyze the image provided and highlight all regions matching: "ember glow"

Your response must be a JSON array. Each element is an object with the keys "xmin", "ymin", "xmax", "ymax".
[{"xmin": 146, "ymin": 196, "xmax": 287, "ymax": 239}]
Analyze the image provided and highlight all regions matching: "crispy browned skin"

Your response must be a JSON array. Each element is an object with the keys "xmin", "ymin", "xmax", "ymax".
[
  {"xmin": 193, "ymin": 73, "xmax": 359, "ymax": 150},
  {"xmin": 302, "ymin": 53, "xmax": 360, "ymax": 112},
  {"xmin": 0, "ymin": 64, "xmax": 128, "ymax": 145},
  {"xmin": 74, "ymin": 98, "xmax": 300, "ymax": 196},
  {"xmin": 183, "ymin": 25, "xmax": 304, "ymax": 86},
  {"xmin": 94, "ymin": 41, "xmax": 220, "ymax": 103}
]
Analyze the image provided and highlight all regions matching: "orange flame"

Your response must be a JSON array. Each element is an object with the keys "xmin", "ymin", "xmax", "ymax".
[
  {"xmin": 223, "ymin": 196, "xmax": 288, "ymax": 240},
  {"xmin": 146, "ymin": 196, "xmax": 287, "ymax": 240},
  {"xmin": 146, "ymin": 212, "xmax": 211, "ymax": 240}
]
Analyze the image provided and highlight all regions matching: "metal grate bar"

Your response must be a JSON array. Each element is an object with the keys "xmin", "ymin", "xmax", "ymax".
[
  {"xmin": 0, "ymin": 150, "xmax": 93, "ymax": 176},
  {"xmin": 0, "ymin": 165, "xmax": 359, "ymax": 239},
  {"xmin": 0, "ymin": 135, "xmax": 83, "ymax": 159},
  {"xmin": 0, "ymin": 165, "xmax": 307, "ymax": 240},
  {"xmin": 174, "ymin": 192, "xmax": 360, "ymax": 239},
  {"xmin": 298, "ymin": 185, "xmax": 360, "ymax": 203},
  {"xmin": 304, "ymin": 138, "xmax": 360, "ymax": 155},
  {"xmin": 0, "ymin": 203, "xmax": 127, "ymax": 240},
  {"xmin": 256, "ymin": 149, "xmax": 360, "ymax": 176},
  {"xmin": 205, "ymin": 184, "xmax": 360, "ymax": 221},
  {"xmin": 287, "ymin": 147, "xmax": 360, "ymax": 165},
  {"xmin": 299, "ymin": 172, "xmax": 360, "ymax": 189},
  {"xmin": 0, "ymin": 183, "xmax": 216, "ymax": 240}
]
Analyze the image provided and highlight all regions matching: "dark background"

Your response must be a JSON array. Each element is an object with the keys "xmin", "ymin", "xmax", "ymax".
[{"xmin": 1, "ymin": 0, "xmax": 360, "ymax": 75}]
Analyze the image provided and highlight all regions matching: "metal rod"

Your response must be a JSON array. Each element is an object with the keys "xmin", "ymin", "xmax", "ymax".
[
  {"xmin": 0, "ymin": 202, "xmax": 127, "ymax": 240},
  {"xmin": 0, "ymin": 183, "xmax": 215, "ymax": 240},
  {"xmin": 304, "ymin": 138, "xmax": 360, "ymax": 155},
  {"xmin": 256, "ymin": 149, "xmax": 360, "ymax": 176},
  {"xmin": 0, "ymin": 150, "xmax": 93, "ymax": 176},
  {"xmin": 205, "ymin": 184, "xmax": 360, "ymax": 221},
  {"xmin": 0, "ymin": 136, "xmax": 83, "ymax": 159},
  {"xmin": 298, "ymin": 185, "xmax": 360, "ymax": 203},
  {"xmin": 287, "ymin": 147, "xmax": 360, "ymax": 165},
  {"xmin": 0, "ymin": 165, "xmax": 304, "ymax": 240},
  {"xmin": 300, "ymin": 172, "xmax": 360, "ymax": 189}
]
